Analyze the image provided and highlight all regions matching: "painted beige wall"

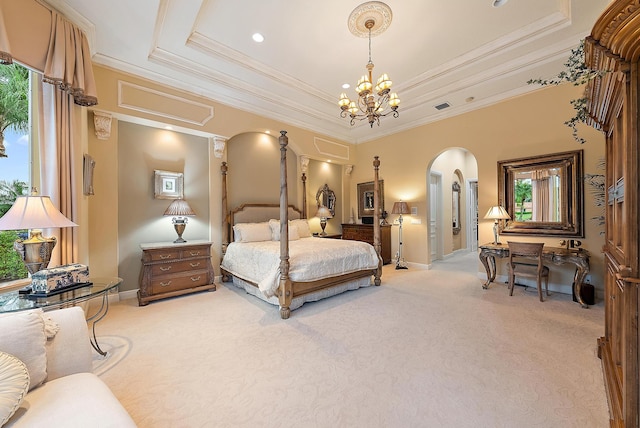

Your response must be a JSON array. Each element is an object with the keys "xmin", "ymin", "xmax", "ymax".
[
  {"xmin": 307, "ymin": 160, "xmax": 343, "ymax": 236},
  {"xmin": 84, "ymin": 63, "xmax": 606, "ymax": 298},
  {"xmin": 350, "ymin": 83, "xmax": 606, "ymax": 294}
]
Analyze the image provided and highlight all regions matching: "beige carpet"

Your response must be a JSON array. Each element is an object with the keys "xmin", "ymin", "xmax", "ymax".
[{"xmin": 92, "ymin": 254, "xmax": 608, "ymax": 428}]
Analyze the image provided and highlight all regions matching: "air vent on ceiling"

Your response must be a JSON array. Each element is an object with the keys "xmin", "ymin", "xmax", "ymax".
[{"xmin": 434, "ymin": 102, "xmax": 451, "ymax": 111}]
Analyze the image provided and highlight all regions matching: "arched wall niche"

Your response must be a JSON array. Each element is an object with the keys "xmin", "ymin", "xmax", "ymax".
[{"xmin": 226, "ymin": 132, "xmax": 299, "ymax": 211}]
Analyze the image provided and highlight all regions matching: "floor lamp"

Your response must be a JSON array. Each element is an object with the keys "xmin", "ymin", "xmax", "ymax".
[{"xmin": 392, "ymin": 201, "xmax": 410, "ymax": 269}]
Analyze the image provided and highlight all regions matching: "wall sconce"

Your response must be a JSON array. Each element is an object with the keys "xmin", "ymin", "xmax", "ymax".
[
  {"xmin": 315, "ymin": 205, "xmax": 333, "ymax": 236},
  {"xmin": 484, "ymin": 206, "xmax": 510, "ymax": 245},
  {"xmin": 164, "ymin": 199, "xmax": 195, "ymax": 243},
  {"xmin": 0, "ymin": 193, "xmax": 77, "ymax": 274},
  {"xmin": 391, "ymin": 201, "xmax": 410, "ymax": 269}
]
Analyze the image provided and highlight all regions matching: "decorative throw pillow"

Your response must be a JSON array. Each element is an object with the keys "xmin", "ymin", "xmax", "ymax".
[
  {"xmin": 269, "ymin": 219, "xmax": 301, "ymax": 241},
  {"xmin": 290, "ymin": 219, "xmax": 312, "ymax": 238},
  {"xmin": 0, "ymin": 309, "xmax": 47, "ymax": 391},
  {"xmin": 235, "ymin": 222, "xmax": 272, "ymax": 243},
  {"xmin": 0, "ymin": 351, "xmax": 30, "ymax": 426}
]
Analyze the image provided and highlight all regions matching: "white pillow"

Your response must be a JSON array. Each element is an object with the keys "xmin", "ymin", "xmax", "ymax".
[
  {"xmin": 269, "ymin": 219, "xmax": 301, "ymax": 241},
  {"xmin": 290, "ymin": 219, "xmax": 312, "ymax": 238},
  {"xmin": 234, "ymin": 222, "xmax": 272, "ymax": 243},
  {"xmin": 0, "ymin": 351, "xmax": 29, "ymax": 426},
  {"xmin": 0, "ymin": 309, "xmax": 47, "ymax": 391}
]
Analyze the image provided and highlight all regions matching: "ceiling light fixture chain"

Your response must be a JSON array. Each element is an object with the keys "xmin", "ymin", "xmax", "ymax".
[{"xmin": 339, "ymin": 2, "xmax": 400, "ymax": 128}]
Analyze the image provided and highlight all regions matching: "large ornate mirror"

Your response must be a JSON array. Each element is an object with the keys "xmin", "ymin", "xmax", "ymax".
[
  {"xmin": 316, "ymin": 184, "xmax": 336, "ymax": 217},
  {"xmin": 452, "ymin": 181, "xmax": 461, "ymax": 235},
  {"xmin": 498, "ymin": 150, "xmax": 584, "ymax": 237}
]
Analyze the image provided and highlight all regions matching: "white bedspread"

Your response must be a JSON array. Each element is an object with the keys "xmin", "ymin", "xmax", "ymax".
[{"xmin": 221, "ymin": 237, "xmax": 380, "ymax": 297}]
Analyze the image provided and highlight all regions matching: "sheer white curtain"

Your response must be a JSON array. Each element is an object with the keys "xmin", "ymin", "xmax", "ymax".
[{"xmin": 37, "ymin": 78, "xmax": 79, "ymax": 266}]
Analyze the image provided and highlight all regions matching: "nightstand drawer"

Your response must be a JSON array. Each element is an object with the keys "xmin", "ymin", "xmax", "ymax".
[
  {"xmin": 151, "ymin": 259, "xmax": 208, "ymax": 276},
  {"xmin": 151, "ymin": 270, "xmax": 210, "ymax": 294},
  {"xmin": 146, "ymin": 249, "xmax": 180, "ymax": 262}
]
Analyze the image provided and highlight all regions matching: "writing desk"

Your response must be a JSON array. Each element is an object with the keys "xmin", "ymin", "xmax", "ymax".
[{"xmin": 478, "ymin": 243, "xmax": 590, "ymax": 307}]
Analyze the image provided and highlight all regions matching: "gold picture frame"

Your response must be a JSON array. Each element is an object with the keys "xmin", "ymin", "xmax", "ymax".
[
  {"xmin": 357, "ymin": 180, "xmax": 384, "ymax": 219},
  {"xmin": 154, "ymin": 170, "xmax": 184, "ymax": 199}
]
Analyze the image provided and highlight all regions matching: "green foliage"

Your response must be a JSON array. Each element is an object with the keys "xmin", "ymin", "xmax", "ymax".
[
  {"xmin": 0, "ymin": 63, "xmax": 29, "ymax": 137},
  {"xmin": 527, "ymin": 41, "xmax": 605, "ymax": 144},
  {"xmin": 0, "ymin": 179, "xmax": 28, "ymax": 217},
  {"xmin": 0, "ymin": 230, "xmax": 28, "ymax": 281},
  {"xmin": 514, "ymin": 180, "xmax": 532, "ymax": 221}
]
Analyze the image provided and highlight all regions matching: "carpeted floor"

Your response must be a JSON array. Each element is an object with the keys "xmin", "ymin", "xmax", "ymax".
[{"xmin": 92, "ymin": 252, "xmax": 608, "ymax": 427}]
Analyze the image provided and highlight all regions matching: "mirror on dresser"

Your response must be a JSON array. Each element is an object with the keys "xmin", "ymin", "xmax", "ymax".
[{"xmin": 498, "ymin": 150, "xmax": 584, "ymax": 237}]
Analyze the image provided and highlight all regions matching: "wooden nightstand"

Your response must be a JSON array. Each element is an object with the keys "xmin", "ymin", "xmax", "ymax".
[
  {"xmin": 341, "ymin": 224, "xmax": 392, "ymax": 264},
  {"xmin": 138, "ymin": 240, "xmax": 215, "ymax": 306},
  {"xmin": 314, "ymin": 233, "xmax": 342, "ymax": 239}
]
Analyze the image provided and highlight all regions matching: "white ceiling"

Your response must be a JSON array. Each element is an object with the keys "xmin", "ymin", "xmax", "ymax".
[{"xmin": 48, "ymin": 0, "xmax": 609, "ymax": 144}]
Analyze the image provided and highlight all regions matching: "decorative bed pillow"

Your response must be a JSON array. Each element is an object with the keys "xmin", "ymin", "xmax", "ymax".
[
  {"xmin": 269, "ymin": 219, "xmax": 301, "ymax": 241},
  {"xmin": 0, "ymin": 309, "xmax": 47, "ymax": 391},
  {"xmin": 0, "ymin": 351, "xmax": 30, "ymax": 426},
  {"xmin": 234, "ymin": 222, "xmax": 273, "ymax": 243},
  {"xmin": 290, "ymin": 219, "xmax": 312, "ymax": 238}
]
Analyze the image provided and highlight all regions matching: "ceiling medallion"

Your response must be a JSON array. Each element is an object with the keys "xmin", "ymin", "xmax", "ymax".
[{"xmin": 339, "ymin": 2, "xmax": 400, "ymax": 128}]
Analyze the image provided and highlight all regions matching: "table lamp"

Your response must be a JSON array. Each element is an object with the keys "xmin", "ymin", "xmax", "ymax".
[
  {"xmin": 484, "ymin": 205, "xmax": 510, "ymax": 245},
  {"xmin": 315, "ymin": 205, "xmax": 333, "ymax": 236},
  {"xmin": 391, "ymin": 201, "xmax": 410, "ymax": 269},
  {"xmin": 0, "ymin": 193, "xmax": 78, "ymax": 274},
  {"xmin": 164, "ymin": 199, "xmax": 195, "ymax": 243}
]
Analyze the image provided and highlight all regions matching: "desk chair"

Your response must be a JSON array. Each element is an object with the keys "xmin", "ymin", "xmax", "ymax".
[{"xmin": 507, "ymin": 242, "xmax": 550, "ymax": 302}]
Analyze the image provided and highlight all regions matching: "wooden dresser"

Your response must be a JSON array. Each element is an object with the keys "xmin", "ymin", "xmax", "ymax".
[
  {"xmin": 138, "ymin": 240, "xmax": 216, "ymax": 306},
  {"xmin": 341, "ymin": 223, "xmax": 392, "ymax": 264},
  {"xmin": 585, "ymin": 2, "xmax": 640, "ymax": 426}
]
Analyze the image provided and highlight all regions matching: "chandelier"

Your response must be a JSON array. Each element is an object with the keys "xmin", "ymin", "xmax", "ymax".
[{"xmin": 339, "ymin": 2, "xmax": 399, "ymax": 128}]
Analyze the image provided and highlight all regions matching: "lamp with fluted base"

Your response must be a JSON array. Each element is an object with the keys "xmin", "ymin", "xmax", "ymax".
[
  {"xmin": 164, "ymin": 199, "xmax": 195, "ymax": 243},
  {"xmin": 0, "ymin": 193, "xmax": 77, "ymax": 274},
  {"xmin": 315, "ymin": 206, "xmax": 333, "ymax": 236},
  {"xmin": 391, "ymin": 201, "xmax": 410, "ymax": 269},
  {"xmin": 484, "ymin": 206, "xmax": 510, "ymax": 245}
]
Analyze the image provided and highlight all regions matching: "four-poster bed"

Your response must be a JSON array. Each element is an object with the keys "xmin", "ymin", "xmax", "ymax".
[{"xmin": 220, "ymin": 131, "xmax": 383, "ymax": 319}]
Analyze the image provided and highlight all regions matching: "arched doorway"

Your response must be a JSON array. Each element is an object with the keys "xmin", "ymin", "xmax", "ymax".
[{"xmin": 427, "ymin": 148, "xmax": 478, "ymax": 262}]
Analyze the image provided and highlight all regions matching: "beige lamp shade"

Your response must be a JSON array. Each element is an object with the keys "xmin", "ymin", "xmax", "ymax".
[
  {"xmin": 163, "ymin": 199, "xmax": 195, "ymax": 217},
  {"xmin": 315, "ymin": 206, "xmax": 333, "ymax": 219},
  {"xmin": 391, "ymin": 201, "xmax": 410, "ymax": 215},
  {"xmin": 0, "ymin": 195, "xmax": 77, "ymax": 230},
  {"xmin": 484, "ymin": 206, "xmax": 510, "ymax": 220}
]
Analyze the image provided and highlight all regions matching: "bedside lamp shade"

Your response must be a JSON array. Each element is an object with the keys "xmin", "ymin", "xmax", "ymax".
[
  {"xmin": 164, "ymin": 199, "xmax": 195, "ymax": 243},
  {"xmin": 0, "ymin": 194, "xmax": 78, "ymax": 274}
]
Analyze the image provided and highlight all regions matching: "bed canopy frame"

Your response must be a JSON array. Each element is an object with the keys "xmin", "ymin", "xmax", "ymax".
[{"xmin": 221, "ymin": 131, "xmax": 382, "ymax": 319}]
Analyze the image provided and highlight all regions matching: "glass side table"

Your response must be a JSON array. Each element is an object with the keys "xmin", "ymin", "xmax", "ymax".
[{"xmin": 0, "ymin": 277, "xmax": 122, "ymax": 356}]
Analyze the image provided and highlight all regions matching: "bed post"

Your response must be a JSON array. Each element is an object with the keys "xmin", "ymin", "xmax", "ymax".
[
  {"xmin": 373, "ymin": 156, "xmax": 382, "ymax": 286},
  {"xmin": 301, "ymin": 172, "xmax": 307, "ymax": 219},
  {"xmin": 278, "ymin": 131, "xmax": 293, "ymax": 319},
  {"xmin": 221, "ymin": 162, "xmax": 231, "ymax": 282}
]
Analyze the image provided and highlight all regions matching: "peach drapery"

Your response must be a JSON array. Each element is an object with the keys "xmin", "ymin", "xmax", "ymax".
[{"xmin": 0, "ymin": 1, "xmax": 98, "ymax": 106}]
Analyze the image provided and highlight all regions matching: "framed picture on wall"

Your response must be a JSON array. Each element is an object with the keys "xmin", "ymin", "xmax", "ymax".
[
  {"xmin": 154, "ymin": 170, "xmax": 184, "ymax": 199},
  {"xmin": 357, "ymin": 180, "xmax": 384, "ymax": 219}
]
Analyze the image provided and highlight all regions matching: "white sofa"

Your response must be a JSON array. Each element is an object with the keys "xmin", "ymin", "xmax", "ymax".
[{"xmin": 0, "ymin": 306, "xmax": 136, "ymax": 427}]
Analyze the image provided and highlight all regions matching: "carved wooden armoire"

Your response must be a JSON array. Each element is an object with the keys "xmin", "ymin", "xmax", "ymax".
[{"xmin": 585, "ymin": 1, "xmax": 640, "ymax": 426}]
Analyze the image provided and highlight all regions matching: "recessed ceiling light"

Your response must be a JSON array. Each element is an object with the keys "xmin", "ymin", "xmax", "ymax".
[
  {"xmin": 342, "ymin": 83, "xmax": 350, "ymax": 89},
  {"xmin": 164, "ymin": 125, "xmax": 173, "ymax": 130},
  {"xmin": 492, "ymin": 0, "xmax": 508, "ymax": 7},
  {"xmin": 465, "ymin": 96, "xmax": 475, "ymax": 103},
  {"xmin": 252, "ymin": 33, "xmax": 264, "ymax": 43}
]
